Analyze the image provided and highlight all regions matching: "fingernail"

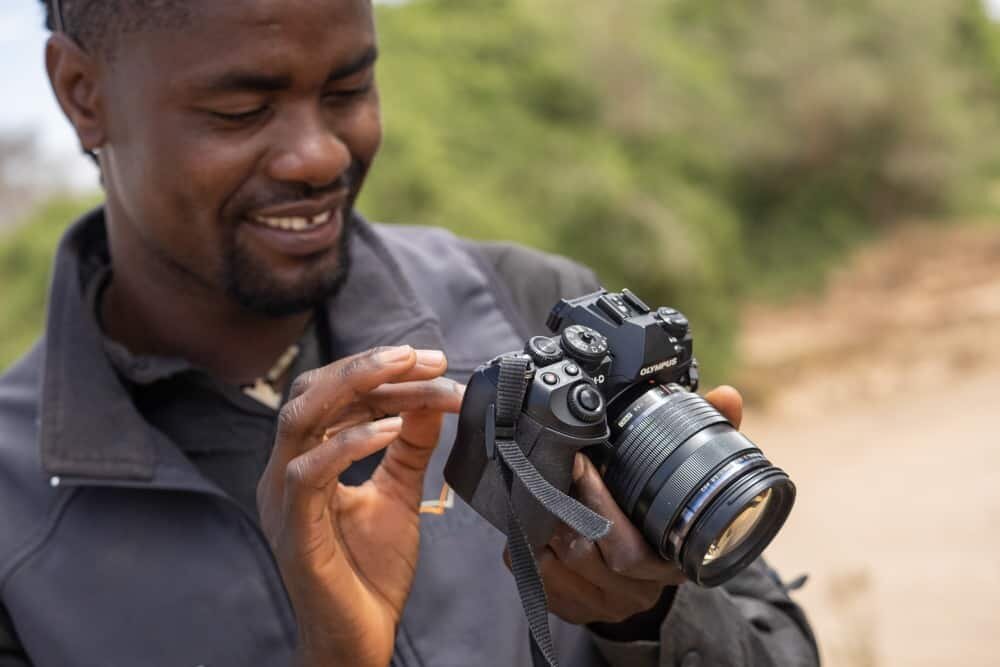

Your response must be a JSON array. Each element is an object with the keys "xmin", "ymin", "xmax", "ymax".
[
  {"xmin": 377, "ymin": 346, "xmax": 413, "ymax": 363},
  {"xmin": 374, "ymin": 416, "xmax": 404, "ymax": 432},
  {"xmin": 573, "ymin": 454, "xmax": 586, "ymax": 482},
  {"xmin": 415, "ymin": 349, "xmax": 446, "ymax": 367}
]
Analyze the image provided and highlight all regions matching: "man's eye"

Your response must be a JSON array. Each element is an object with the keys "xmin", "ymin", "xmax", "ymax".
[
  {"xmin": 210, "ymin": 107, "xmax": 267, "ymax": 123},
  {"xmin": 325, "ymin": 83, "xmax": 373, "ymax": 103}
]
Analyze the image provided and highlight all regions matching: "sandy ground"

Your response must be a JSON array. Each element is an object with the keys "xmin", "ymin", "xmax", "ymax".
[{"xmin": 734, "ymin": 223, "xmax": 1000, "ymax": 666}]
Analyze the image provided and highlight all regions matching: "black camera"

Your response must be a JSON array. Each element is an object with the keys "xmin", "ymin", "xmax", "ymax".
[{"xmin": 444, "ymin": 288, "xmax": 795, "ymax": 587}]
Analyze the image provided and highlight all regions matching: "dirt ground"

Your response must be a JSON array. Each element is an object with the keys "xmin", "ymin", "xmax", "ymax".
[{"xmin": 734, "ymin": 222, "xmax": 1000, "ymax": 666}]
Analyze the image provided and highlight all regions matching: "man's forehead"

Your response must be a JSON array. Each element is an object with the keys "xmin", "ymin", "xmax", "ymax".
[
  {"xmin": 199, "ymin": 0, "xmax": 373, "ymax": 31},
  {"xmin": 113, "ymin": 0, "xmax": 373, "ymax": 54},
  {"xmin": 119, "ymin": 0, "xmax": 375, "ymax": 87}
]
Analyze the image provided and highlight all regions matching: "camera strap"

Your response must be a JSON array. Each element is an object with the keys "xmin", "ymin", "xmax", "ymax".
[{"xmin": 491, "ymin": 355, "xmax": 613, "ymax": 667}]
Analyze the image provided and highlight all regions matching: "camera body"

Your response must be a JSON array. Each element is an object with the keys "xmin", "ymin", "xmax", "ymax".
[
  {"xmin": 446, "ymin": 287, "xmax": 795, "ymax": 587},
  {"xmin": 444, "ymin": 288, "xmax": 699, "ymax": 549}
]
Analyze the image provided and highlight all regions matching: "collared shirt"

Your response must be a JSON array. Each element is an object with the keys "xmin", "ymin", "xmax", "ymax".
[{"xmin": 81, "ymin": 252, "xmax": 381, "ymax": 521}]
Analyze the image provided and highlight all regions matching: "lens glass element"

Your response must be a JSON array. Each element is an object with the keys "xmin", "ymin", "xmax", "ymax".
[{"xmin": 702, "ymin": 489, "xmax": 772, "ymax": 565}]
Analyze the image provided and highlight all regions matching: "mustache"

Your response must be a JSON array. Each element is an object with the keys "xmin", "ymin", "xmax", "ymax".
[{"xmin": 237, "ymin": 158, "xmax": 366, "ymax": 213}]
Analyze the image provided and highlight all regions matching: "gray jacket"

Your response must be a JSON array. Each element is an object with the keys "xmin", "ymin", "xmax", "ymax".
[{"xmin": 0, "ymin": 210, "xmax": 818, "ymax": 666}]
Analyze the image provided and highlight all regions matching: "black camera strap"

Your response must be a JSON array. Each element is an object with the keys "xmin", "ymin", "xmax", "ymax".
[{"xmin": 491, "ymin": 355, "xmax": 612, "ymax": 667}]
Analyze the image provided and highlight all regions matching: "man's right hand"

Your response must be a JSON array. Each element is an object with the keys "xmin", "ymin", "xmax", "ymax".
[{"xmin": 256, "ymin": 346, "xmax": 464, "ymax": 667}]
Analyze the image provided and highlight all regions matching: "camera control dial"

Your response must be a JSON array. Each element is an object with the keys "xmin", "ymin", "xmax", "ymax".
[
  {"xmin": 525, "ymin": 336, "xmax": 564, "ymax": 366},
  {"xmin": 560, "ymin": 325, "xmax": 609, "ymax": 364},
  {"xmin": 568, "ymin": 383, "xmax": 605, "ymax": 423}
]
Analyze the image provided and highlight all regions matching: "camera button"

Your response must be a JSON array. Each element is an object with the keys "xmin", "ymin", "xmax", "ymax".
[
  {"xmin": 541, "ymin": 372, "xmax": 560, "ymax": 386},
  {"xmin": 526, "ymin": 336, "xmax": 564, "ymax": 365},
  {"xmin": 568, "ymin": 384, "xmax": 605, "ymax": 422},
  {"xmin": 564, "ymin": 363, "xmax": 580, "ymax": 376}
]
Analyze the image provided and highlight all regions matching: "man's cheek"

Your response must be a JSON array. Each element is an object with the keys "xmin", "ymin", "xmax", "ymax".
[{"xmin": 171, "ymin": 140, "xmax": 256, "ymax": 228}]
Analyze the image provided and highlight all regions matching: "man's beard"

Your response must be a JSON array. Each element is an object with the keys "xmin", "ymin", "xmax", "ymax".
[{"xmin": 221, "ymin": 208, "xmax": 355, "ymax": 318}]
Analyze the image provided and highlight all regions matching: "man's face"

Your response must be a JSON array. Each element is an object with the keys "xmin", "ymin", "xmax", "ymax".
[{"xmin": 99, "ymin": 0, "xmax": 381, "ymax": 315}]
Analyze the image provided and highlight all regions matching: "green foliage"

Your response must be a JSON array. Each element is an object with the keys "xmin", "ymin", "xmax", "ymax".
[
  {"xmin": 0, "ymin": 197, "xmax": 100, "ymax": 369},
  {"xmin": 361, "ymin": 0, "xmax": 1000, "ymax": 378},
  {"xmin": 3, "ymin": 0, "xmax": 999, "ymax": 379}
]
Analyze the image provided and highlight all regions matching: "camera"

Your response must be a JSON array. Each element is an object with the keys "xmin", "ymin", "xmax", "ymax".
[{"xmin": 444, "ymin": 288, "xmax": 795, "ymax": 587}]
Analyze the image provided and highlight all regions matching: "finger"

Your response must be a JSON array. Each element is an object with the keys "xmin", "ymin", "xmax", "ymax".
[
  {"xmin": 366, "ymin": 377, "xmax": 465, "ymax": 416},
  {"xmin": 318, "ymin": 378, "xmax": 465, "ymax": 441},
  {"xmin": 277, "ymin": 347, "xmax": 447, "ymax": 444},
  {"xmin": 502, "ymin": 547, "xmax": 605, "ymax": 625},
  {"xmin": 572, "ymin": 455, "xmax": 686, "ymax": 584},
  {"xmin": 704, "ymin": 385, "xmax": 743, "ymax": 429},
  {"xmin": 373, "ymin": 410, "xmax": 446, "ymax": 502},
  {"xmin": 536, "ymin": 547, "xmax": 630, "ymax": 625},
  {"xmin": 282, "ymin": 417, "xmax": 404, "ymax": 544},
  {"xmin": 548, "ymin": 522, "xmax": 666, "ymax": 613}
]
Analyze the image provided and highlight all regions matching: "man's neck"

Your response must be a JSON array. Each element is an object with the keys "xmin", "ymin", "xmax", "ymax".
[{"xmin": 99, "ymin": 266, "xmax": 314, "ymax": 388}]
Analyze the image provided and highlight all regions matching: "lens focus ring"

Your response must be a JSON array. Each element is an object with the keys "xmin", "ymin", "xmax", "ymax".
[{"xmin": 606, "ymin": 391, "xmax": 729, "ymax": 515}]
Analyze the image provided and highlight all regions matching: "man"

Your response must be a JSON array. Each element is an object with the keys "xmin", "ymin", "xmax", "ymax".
[{"xmin": 0, "ymin": 0, "xmax": 817, "ymax": 665}]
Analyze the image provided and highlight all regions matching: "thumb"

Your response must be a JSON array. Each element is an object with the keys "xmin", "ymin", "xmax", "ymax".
[
  {"xmin": 704, "ymin": 385, "xmax": 743, "ymax": 429},
  {"xmin": 373, "ymin": 411, "xmax": 445, "ymax": 501}
]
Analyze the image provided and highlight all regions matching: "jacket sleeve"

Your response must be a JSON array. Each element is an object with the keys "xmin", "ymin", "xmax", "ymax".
[
  {"xmin": 655, "ymin": 559, "xmax": 818, "ymax": 666},
  {"xmin": 469, "ymin": 240, "xmax": 602, "ymax": 335},
  {"xmin": 585, "ymin": 558, "xmax": 817, "ymax": 667},
  {"xmin": 0, "ymin": 605, "xmax": 30, "ymax": 667},
  {"xmin": 472, "ymin": 241, "xmax": 819, "ymax": 666}
]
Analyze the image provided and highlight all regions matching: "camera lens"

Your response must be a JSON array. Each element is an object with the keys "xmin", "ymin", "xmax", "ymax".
[
  {"xmin": 703, "ymin": 489, "xmax": 770, "ymax": 564},
  {"xmin": 603, "ymin": 385, "xmax": 794, "ymax": 587}
]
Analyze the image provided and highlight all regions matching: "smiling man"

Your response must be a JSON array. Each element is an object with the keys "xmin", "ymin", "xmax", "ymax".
[{"xmin": 0, "ymin": 1, "xmax": 818, "ymax": 665}]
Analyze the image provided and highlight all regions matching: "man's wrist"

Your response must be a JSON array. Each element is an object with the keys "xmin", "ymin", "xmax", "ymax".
[{"xmin": 588, "ymin": 585, "xmax": 678, "ymax": 643}]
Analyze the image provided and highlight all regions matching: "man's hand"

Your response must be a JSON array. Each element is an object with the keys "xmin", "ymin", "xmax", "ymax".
[
  {"xmin": 510, "ymin": 385, "xmax": 743, "ymax": 627},
  {"xmin": 256, "ymin": 346, "xmax": 464, "ymax": 667}
]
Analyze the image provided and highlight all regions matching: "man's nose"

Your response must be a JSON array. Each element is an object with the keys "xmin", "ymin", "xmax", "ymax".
[{"xmin": 267, "ymin": 110, "xmax": 351, "ymax": 188}]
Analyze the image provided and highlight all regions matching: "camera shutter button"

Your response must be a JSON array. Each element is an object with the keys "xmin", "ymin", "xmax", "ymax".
[
  {"xmin": 526, "ymin": 336, "xmax": 564, "ymax": 365},
  {"xmin": 568, "ymin": 384, "xmax": 605, "ymax": 423}
]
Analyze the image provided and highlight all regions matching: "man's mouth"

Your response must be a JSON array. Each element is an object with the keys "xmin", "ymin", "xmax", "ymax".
[
  {"xmin": 251, "ymin": 209, "xmax": 333, "ymax": 232},
  {"xmin": 241, "ymin": 197, "xmax": 347, "ymax": 258}
]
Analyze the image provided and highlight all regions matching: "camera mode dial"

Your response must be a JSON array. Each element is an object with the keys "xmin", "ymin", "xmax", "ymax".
[
  {"xmin": 525, "ymin": 336, "xmax": 564, "ymax": 366},
  {"xmin": 560, "ymin": 325, "xmax": 609, "ymax": 365},
  {"xmin": 568, "ymin": 383, "xmax": 605, "ymax": 423}
]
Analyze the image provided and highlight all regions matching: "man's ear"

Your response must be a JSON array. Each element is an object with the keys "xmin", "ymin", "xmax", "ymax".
[{"xmin": 45, "ymin": 33, "xmax": 107, "ymax": 153}]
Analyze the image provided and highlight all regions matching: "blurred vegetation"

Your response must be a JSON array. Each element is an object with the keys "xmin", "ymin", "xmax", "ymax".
[
  {"xmin": 2, "ymin": 0, "xmax": 1000, "ymax": 377},
  {"xmin": 0, "ymin": 196, "xmax": 101, "ymax": 367}
]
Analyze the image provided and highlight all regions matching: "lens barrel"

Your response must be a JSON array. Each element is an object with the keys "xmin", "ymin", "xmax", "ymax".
[{"xmin": 604, "ymin": 385, "xmax": 794, "ymax": 587}]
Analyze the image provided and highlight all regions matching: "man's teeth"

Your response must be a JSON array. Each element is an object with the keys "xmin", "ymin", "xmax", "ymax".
[{"xmin": 255, "ymin": 210, "xmax": 332, "ymax": 231}]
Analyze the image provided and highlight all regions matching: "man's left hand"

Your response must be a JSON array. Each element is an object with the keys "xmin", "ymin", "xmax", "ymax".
[{"xmin": 506, "ymin": 385, "xmax": 744, "ymax": 626}]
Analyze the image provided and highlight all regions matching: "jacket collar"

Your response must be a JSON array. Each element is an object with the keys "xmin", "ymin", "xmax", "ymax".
[{"xmin": 39, "ymin": 208, "xmax": 445, "ymax": 483}]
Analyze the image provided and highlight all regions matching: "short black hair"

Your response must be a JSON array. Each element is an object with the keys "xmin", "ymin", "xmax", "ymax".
[{"xmin": 40, "ymin": 0, "xmax": 193, "ymax": 59}]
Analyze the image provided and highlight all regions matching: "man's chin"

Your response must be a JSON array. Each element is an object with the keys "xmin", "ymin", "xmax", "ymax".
[{"xmin": 223, "ymin": 216, "xmax": 354, "ymax": 317}]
